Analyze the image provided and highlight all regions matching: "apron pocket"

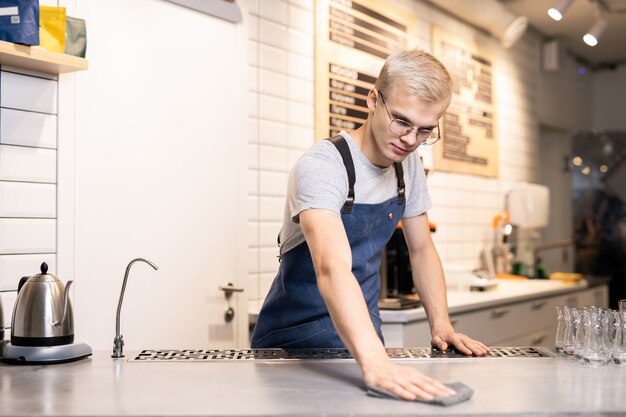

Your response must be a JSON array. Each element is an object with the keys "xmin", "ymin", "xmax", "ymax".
[{"xmin": 254, "ymin": 319, "xmax": 327, "ymax": 348}]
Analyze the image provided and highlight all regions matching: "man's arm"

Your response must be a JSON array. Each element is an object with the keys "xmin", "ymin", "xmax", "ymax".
[
  {"xmin": 299, "ymin": 208, "xmax": 455, "ymax": 401},
  {"xmin": 401, "ymin": 213, "xmax": 490, "ymax": 355}
]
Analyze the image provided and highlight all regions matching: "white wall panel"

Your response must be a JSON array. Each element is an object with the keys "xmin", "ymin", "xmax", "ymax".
[
  {"xmin": 0, "ymin": 291, "xmax": 17, "ymax": 331},
  {"xmin": 0, "ymin": 254, "xmax": 56, "ymax": 290},
  {"xmin": 0, "ymin": 145, "xmax": 56, "ymax": 183},
  {"xmin": 0, "ymin": 219, "xmax": 56, "ymax": 254},
  {"xmin": 0, "ymin": 71, "xmax": 58, "ymax": 115},
  {"xmin": 1, "ymin": 108, "xmax": 58, "ymax": 149},
  {"xmin": 0, "ymin": 182, "xmax": 56, "ymax": 218}
]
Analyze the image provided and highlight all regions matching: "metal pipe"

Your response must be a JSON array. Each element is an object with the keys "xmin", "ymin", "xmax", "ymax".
[
  {"xmin": 425, "ymin": 0, "xmax": 528, "ymax": 48},
  {"xmin": 533, "ymin": 239, "xmax": 574, "ymax": 277},
  {"xmin": 533, "ymin": 239, "xmax": 573, "ymax": 259},
  {"xmin": 112, "ymin": 258, "xmax": 158, "ymax": 358}
]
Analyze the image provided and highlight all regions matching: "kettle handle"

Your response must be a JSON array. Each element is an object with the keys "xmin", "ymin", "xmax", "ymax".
[
  {"xmin": 53, "ymin": 280, "xmax": 73, "ymax": 327},
  {"xmin": 17, "ymin": 276, "xmax": 30, "ymax": 293}
]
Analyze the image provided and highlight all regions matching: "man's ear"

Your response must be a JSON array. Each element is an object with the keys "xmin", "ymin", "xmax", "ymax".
[{"xmin": 366, "ymin": 89, "xmax": 378, "ymax": 112}]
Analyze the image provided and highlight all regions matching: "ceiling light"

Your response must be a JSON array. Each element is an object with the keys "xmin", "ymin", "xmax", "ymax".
[
  {"xmin": 583, "ymin": 17, "xmax": 607, "ymax": 46},
  {"xmin": 548, "ymin": 0, "xmax": 575, "ymax": 21}
]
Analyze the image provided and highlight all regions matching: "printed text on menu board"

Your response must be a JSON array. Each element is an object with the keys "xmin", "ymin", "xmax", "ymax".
[
  {"xmin": 315, "ymin": 0, "xmax": 417, "ymax": 140},
  {"xmin": 432, "ymin": 26, "xmax": 498, "ymax": 177}
]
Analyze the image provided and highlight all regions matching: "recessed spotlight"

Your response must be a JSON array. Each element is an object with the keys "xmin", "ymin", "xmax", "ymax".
[
  {"xmin": 548, "ymin": 0, "xmax": 574, "ymax": 21},
  {"xmin": 584, "ymin": 17, "xmax": 607, "ymax": 47}
]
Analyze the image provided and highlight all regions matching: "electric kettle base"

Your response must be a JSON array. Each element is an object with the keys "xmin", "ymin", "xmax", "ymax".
[{"xmin": 1, "ymin": 342, "xmax": 92, "ymax": 365}]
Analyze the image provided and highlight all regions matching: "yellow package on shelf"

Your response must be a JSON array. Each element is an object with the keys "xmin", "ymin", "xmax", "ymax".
[{"xmin": 39, "ymin": 6, "xmax": 66, "ymax": 53}]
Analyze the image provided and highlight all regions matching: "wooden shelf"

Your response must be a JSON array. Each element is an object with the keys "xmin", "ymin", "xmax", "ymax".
[{"xmin": 0, "ymin": 40, "xmax": 88, "ymax": 75}]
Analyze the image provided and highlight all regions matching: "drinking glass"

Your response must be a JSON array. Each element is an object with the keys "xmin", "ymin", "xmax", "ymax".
[
  {"xmin": 555, "ymin": 306, "xmax": 566, "ymax": 354},
  {"xmin": 574, "ymin": 307, "xmax": 593, "ymax": 360},
  {"xmin": 619, "ymin": 299, "xmax": 626, "ymax": 313},
  {"xmin": 613, "ymin": 310, "xmax": 626, "ymax": 366},
  {"xmin": 563, "ymin": 306, "xmax": 580, "ymax": 356},
  {"xmin": 582, "ymin": 307, "xmax": 612, "ymax": 366}
]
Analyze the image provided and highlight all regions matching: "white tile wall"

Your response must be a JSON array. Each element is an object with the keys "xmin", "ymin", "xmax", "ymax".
[
  {"xmin": 0, "ymin": 70, "xmax": 58, "ymax": 291},
  {"xmin": 0, "ymin": 145, "xmax": 57, "ymax": 183},
  {"xmin": 0, "ymin": 71, "xmax": 58, "ymax": 114},
  {"xmin": 0, "ymin": 182, "xmax": 56, "ymax": 218},
  {"xmin": 259, "ymin": 0, "xmax": 288, "ymax": 25},
  {"xmin": 1, "ymin": 108, "xmax": 57, "ymax": 149},
  {"xmin": 0, "ymin": 219, "xmax": 56, "ymax": 254},
  {"xmin": 259, "ymin": 44, "xmax": 287, "ymax": 73},
  {"xmin": 243, "ymin": 0, "xmax": 542, "ymax": 304},
  {"xmin": 0, "ymin": 254, "xmax": 56, "ymax": 290},
  {"xmin": 259, "ymin": 120, "xmax": 288, "ymax": 146}
]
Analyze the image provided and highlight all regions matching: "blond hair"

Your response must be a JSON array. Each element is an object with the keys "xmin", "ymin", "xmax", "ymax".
[{"xmin": 374, "ymin": 49, "xmax": 452, "ymax": 104}]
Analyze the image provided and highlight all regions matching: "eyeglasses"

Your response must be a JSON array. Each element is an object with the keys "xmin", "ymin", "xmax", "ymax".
[{"xmin": 378, "ymin": 92, "xmax": 441, "ymax": 146}]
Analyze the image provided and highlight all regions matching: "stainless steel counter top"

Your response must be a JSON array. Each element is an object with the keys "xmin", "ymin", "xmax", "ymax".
[{"xmin": 1, "ymin": 349, "xmax": 625, "ymax": 416}]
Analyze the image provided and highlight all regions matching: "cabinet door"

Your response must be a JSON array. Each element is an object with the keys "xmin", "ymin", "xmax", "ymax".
[
  {"xmin": 577, "ymin": 287, "xmax": 609, "ymax": 307},
  {"xmin": 382, "ymin": 320, "xmax": 431, "ymax": 347},
  {"xmin": 521, "ymin": 296, "xmax": 560, "ymax": 336},
  {"xmin": 450, "ymin": 302, "xmax": 529, "ymax": 345},
  {"xmin": 495, "ymin": 326, "xmax": 554, "ymax": 347}
]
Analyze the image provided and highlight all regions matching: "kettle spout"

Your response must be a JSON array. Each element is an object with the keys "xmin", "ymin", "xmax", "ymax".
[{"xmin": 53, "ymin": 280, "xmax": 73, "ymax": 327}]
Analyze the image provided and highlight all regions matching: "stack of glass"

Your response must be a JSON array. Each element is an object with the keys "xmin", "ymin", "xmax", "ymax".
[{"xmin": 555, "ymin": 299, "xmax": 626, "ymax": 366}]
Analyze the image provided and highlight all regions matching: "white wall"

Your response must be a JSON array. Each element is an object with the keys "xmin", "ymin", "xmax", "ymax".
[
  {"xmin": 592, "ymin": 65, "xmax": 626, "ymax": 130},
  {"xmin": 537, "ymin": 46, "xmax": 593, "ymax": 130}
]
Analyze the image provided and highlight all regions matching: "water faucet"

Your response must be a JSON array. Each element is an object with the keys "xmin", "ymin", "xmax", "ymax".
[
  {"xmin": 533, "ymin": 239, "xmax": 573, "ymax": 277},
  {"xmin": 112, "ymin": 258, "xmax": 158, "ymax": 358}
]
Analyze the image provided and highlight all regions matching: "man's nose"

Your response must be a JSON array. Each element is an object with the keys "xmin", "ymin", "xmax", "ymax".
[{"xmin": 399, "ymin": 129, "xmax": 419, "ymax": 146}]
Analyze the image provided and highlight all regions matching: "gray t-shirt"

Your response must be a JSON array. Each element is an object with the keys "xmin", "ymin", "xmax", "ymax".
[{"xmin": 279, "ymin": 131, "xmax": 432, "ymax": 254}]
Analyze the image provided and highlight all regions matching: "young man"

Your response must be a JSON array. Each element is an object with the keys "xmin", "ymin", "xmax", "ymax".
[{"xmin": 251, "ymin": 49, "xmax": 489, "ymax": 401}]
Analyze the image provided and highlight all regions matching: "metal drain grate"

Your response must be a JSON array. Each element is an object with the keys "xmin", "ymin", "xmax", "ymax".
[{"xmin": 130, "ymin": 347, "xmax": 550, "ymax": 362}]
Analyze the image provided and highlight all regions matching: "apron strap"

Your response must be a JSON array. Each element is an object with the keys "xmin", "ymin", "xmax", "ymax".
[
  {"xmin": 328, "ymin": 135, "xmax": 407, "ymax": 212},
  {"xmin": 393, "ymin": 162, "xmax": 405, "ymax": 205},
  {"xmin": 328, "ymin": 135, "xmax": 356, "ymax": 214}
]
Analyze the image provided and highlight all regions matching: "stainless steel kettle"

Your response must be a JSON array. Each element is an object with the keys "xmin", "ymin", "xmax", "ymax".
[
  {"xmin": 11, "ymin": 263, "xmax": 74, "ymax": 346},
  {"xmin": 0, "ymin": 293, "xmax": 4, "ymax": 341}
]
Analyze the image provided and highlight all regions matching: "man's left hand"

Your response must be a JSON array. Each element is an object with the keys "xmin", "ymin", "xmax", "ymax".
[{"xmin": 431, "ymin": 331, "xmax": 490, "ymax": 356}]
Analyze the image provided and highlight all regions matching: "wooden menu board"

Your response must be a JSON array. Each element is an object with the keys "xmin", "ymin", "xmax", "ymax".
[
  {"xmin": 315, "ymin": 0, "xmax": 417, "ymax": 140},
  {"xmin": 432, "ymin": 27, "xmax": 498, "ymax": 177}
]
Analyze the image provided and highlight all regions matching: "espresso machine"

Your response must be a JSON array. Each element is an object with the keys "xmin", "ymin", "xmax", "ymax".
[{"xmin": 379, "ymin": 225, "xmax": 422, "ymax": 310}]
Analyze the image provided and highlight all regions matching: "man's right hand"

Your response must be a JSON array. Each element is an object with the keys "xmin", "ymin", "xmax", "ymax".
[{"xmin": 362, "ymin": 356, "xmax": 455, "ymax": 401}]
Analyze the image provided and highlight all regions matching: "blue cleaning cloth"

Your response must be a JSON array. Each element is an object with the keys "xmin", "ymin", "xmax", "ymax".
[{"xmin": 366, "ymin": 381, "xmax": 474, "ymax": 406}]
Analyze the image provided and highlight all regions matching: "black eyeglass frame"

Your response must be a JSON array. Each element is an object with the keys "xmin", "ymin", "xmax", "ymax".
[{"xmin": 378, "ymin": 92, "xmax": 441, "ymax": 146}]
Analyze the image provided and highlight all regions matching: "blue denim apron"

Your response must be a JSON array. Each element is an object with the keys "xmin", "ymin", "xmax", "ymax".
[{"xmin": 251, "ymin": 138, "xmax": 406, "ymax": 348}]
